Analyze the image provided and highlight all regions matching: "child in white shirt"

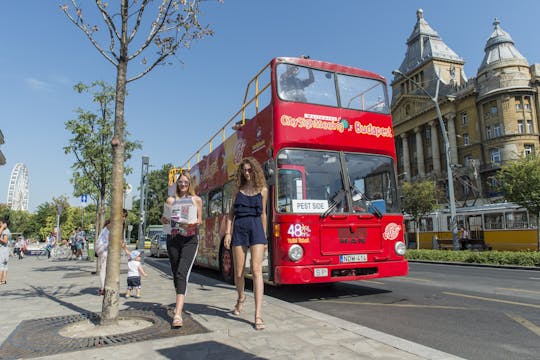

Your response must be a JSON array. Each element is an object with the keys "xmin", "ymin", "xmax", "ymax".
[{"xmin": 125, "ymin": 250, "xmax": 147, "ymax": 298}]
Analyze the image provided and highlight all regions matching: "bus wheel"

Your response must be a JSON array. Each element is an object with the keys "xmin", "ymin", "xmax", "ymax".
[{"xmin": 219, "ymin": 244, "xmax": 234, "ymax": 284}]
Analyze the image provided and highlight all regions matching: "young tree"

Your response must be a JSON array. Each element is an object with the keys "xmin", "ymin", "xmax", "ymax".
[
  {"xmin": 401, "ymin": 180, "xmax": 439, "ymax": 250},
  {"xmin": 497, "ymin": 154, "xmax": 540, "ymax": 251},
  {"xmin": 62, "ymin": 1, "xmax": 215, "ymax": 324},
  {"xmin": 64, "ymin": 81, "xmax": 141, "ymax": 243}
]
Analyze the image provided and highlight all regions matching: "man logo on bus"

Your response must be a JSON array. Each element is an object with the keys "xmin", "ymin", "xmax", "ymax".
[{"xmin": 383, "ymin": 223, "xmax": 401, "ymax": 241}]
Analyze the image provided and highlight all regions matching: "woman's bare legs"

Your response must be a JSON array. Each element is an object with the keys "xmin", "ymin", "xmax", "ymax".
[
  {"xmin": 250, "ymin": 244, "xmax": 265, "ymax": 329},
  {"xmin": 232, "ymin": 245, "xmax": 248, "ymax": 313}
]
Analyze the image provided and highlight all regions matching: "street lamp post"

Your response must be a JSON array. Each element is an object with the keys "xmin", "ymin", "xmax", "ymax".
[
  {"xmin": 392, "ymin": 70, "xmax": 459, "ymax": 250},
  {"xmin": 137, "ymin": 155, "xmax": 150, "ymax": 250}
]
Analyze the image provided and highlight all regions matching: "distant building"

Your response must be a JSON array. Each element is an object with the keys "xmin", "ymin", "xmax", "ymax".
[
  {"xmin": 0, "ymin": 129, "xmax": 5, "ymax": 166},
  {"xmin": 391, "ymin": 9, "xmax": 540, "ymax": 205}
]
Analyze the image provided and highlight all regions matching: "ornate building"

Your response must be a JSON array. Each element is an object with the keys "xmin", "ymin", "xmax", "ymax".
[{"xmin": 391, "ymin": 9, "xmax": 540, "ymax": 206}]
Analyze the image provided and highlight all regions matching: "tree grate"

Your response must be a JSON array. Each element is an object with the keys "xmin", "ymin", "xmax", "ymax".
[{"xmin": 0, "ymin": 306, "xmax": 208, "ymax": 359}]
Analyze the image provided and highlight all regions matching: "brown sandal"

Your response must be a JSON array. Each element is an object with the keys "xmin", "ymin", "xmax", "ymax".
[
  {"xmin": 171, "ymin": 314, "xmax": 183, "ymax": 328},
  {"xmin": 254, "ymin": 317, "xmax": 265, "ymax": 330},
  {"xmin": 233, "ymin": 296, "xmax": 245, "ymax": 316}
]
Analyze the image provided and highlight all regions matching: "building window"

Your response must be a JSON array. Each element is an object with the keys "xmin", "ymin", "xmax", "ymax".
[
  {"xmin": 527, "ymin": 120, "xmax": 533, "ymax": 133},
  {"xmin": 524, "ymin": 97, "xmax": 531, "ymax": 111},
  {"xmin": 490, "ymin": 148, "xmax": 501, "ymax": 164},
  {"xmin": 486, "ymin": 126, "xmax": 491, "ymax": 139},
  {"xmin": 425, "ymin": 127, "xmax": 431, "ymax": 140},
  {"xmin": 493, "ymin": 123, "xmax": 502, "ymax": 137},
  {"xmin": 464, "ymin": 155, "xmax": 473, "ymax": 166},
  {"xmin": 515, "ymin": 97, "xmax": 523, "ymax": 111},
  {"xmin": 491, "ymin": 104, "xmax": 498, "ymax": 115},
  {"xmin": 463, "ymin": 133, "xmax": 470, "ymax": 146},
  {"xmin": 461, "ymin": 112, "xmax": 468, "ymax": 126},
  {"xmin": 518, "ymin": 120, "xmax": 525, "ymax": 134},
  {"xmin": 524, "ymin": 144, "xmax": 535, "ymax": 157}
]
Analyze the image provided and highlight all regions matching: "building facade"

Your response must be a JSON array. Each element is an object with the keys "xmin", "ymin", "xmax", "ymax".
[{"xmin": 391, "ymin": 9, "xmax": 540, "ymax": 205}]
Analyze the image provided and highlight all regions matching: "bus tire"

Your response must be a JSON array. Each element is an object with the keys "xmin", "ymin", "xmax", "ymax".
[{"xmin": 219, "ymin": 242, "xmax": 234, "ymax": 284}]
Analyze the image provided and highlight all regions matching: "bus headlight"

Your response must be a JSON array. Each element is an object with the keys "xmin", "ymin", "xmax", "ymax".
[
  {"xmin": 288, "ymin": 244, "xmax": 304, "ymax": 262},
  {"xmin": 395, "ymin": 241, "xmax": 406, "ymax": 256}
]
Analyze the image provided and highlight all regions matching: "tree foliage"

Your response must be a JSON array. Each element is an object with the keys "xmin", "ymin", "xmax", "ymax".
[
  {"xmin": 497, "ymin": 154, "xmax": 540, "ymax": 250},
  {"xmin": 62, "ymin": 0, "xmax": 215, "ymax": 324},
  {"xmin": 401, "ymin": 180, "xmax": 440, "ymax": 249},
  {"xmin": 146, "ymin": 163, "xmax": 174, "ymax": 225},
  {"xmin": 64, "ymin": 81, "xmax": 141, "ymax": 236}
]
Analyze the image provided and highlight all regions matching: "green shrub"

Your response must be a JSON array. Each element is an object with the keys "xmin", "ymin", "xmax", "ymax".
[{"xmin": 405, "ymin": 250, "xmax": 540, "ymax": 267}]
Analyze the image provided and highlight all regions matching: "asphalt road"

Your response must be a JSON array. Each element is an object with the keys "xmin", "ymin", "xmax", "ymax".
[{"xmin": 146, "ymin": 257, "xmax": 540, "ymax": 360}]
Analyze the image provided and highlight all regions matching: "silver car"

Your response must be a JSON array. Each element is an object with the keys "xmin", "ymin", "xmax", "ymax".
[{"xmin": 150, "ymin": 233, "xmax": 168, "ymax": 258}]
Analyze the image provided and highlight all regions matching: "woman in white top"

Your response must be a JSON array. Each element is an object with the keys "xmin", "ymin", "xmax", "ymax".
[
  {"xmin": 0, "ymin": 217, "xmax": 11, "ymax": 285},
  {"xmin": 161, "ymin": 170, "xmax": 202, "ymax": 328}
]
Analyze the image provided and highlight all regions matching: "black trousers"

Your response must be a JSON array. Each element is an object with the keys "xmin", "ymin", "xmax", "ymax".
[{"xmin": 167, "ymin": 234, "xmax": 198, "ymax": 295}]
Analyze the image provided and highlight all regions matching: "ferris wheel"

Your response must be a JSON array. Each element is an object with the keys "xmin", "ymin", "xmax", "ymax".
[{"xmin": 7, "ymin": 163, "xmax": 29, "ymax": 211}]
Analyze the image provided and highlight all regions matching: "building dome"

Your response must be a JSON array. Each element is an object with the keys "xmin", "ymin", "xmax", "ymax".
[{"xmin": 478, "ymin": 18, "xmax": 528, "ymax": 73}]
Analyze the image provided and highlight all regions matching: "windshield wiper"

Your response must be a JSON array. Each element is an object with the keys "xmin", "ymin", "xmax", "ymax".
[
  {"xmin": 351, "ymin": 185, "xmax": 383, "ymax": 218},
  {"xmin": 320, "ymin": 189, "xmax": 346, "ymax": 219}
]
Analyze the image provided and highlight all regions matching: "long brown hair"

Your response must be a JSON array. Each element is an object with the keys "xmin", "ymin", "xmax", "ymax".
[
  {"xmin": 175, "ymin": 170, "xmax": 196, "ymax": 197},
  {"xmin": 234, "ymin": 157, "xmax": 266, "ymax": 191}
]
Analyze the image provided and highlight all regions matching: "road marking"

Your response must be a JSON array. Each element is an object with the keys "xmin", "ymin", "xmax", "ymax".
[
  {"xmin": 505, "ymin": 313, "xmax": 540, "ymax": 337},
  {"xmin": 396, "ymin": 277, "xmax": 433, "ymax": 283},
  {"xmin": 360, "ymin": 280, "xmax": 385, "ymax": 285},
  {"xmin": 320, "ymin": 300, "xmax": 466, "ymax": 310},
  {"xmin": 530, "ymin": 277, "xmax": 540, "ymax": 281},
  {"xmin": 444, "ymin": 292, "xmax": 540, "ymax": 309},
  {"xmin": 497, "ymin": 287, "xmax": 540, "ymax": 295}
]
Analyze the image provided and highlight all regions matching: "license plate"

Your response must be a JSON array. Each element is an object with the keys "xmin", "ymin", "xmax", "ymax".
[
  {"xmin": 314, "ymin": 268, "xmax": 328, "ymax": 277},
  {"xmin": 339, "ymin": 254, "xmax": 367, "ymax": 263}
]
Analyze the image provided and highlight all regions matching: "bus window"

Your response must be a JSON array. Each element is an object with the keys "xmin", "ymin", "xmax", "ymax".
[
  {"xmin": 277, "ymin": 149, "xmax": 346, "ymax": 214},
  {"xmin": 344, "ymin": 153, "xmax": 399, "ymax": 214},
  {"xmin": 276, "ymin": 63, "xmax": 337, "ymax": 106},
  {"xmin": 337, "ymin": 75, "xmax": 389, "ymax": 114},
  {"xmin": 223, "ymin": 181, "xmax": 234, "ymax": 215},
  {"xmin": 208, "ymin": 189, "xmax": 223, "ymax": 217}
]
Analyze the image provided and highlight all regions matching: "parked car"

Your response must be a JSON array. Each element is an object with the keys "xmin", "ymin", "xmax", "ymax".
[{"xmin": 150, "ymin": 232, "xmax": 168, "ymax": 258}]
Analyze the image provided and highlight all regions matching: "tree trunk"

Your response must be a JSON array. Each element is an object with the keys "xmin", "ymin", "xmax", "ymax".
[
  {"xmin": 415, "ymin": 217, "xmax": 420, "ymax": 250},
  {"xmin": 101, "ymin": 6, "xmax": 129, "ymax": 323},
  {"xmin": 537, "ymin": 214, "xmax": 540, "ymax": 252}
]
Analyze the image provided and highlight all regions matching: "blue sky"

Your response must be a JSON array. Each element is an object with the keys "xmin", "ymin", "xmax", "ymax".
[{"xmin": 1, "ymin": 0, "xmax": 539, "ymax": 212}]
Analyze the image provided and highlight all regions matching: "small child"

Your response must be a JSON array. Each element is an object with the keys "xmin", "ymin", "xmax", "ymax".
[{"xmin": 125, "ymin": 250, "xmax": 147, "ymax": 298}]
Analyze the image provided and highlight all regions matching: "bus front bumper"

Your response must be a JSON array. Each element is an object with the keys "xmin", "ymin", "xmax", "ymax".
[{"xmin": 273, "ymin": 259, "xmax": 408, "ymax": 285}]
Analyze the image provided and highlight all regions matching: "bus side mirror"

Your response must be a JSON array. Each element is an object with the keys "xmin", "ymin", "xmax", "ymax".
[{"xmin": 264, "ymin": 158, "xmax": 276, "ymax": 186}]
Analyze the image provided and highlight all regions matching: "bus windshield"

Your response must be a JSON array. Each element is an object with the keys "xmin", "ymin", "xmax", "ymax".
[
  {"xmin": 276, "ymin": 63, "xmax": 389, "ymax": 114},
  {"xmin": 276, "ymin": 149, "xmax": 399, "ymax": 214}
]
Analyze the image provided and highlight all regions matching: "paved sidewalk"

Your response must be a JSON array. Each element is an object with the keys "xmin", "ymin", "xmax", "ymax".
[{"xmin": 0, "ymin": 254, "xmax": 463, "ymax": 360}]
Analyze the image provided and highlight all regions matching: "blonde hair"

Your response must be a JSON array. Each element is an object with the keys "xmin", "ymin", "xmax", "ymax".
[
  {"xmin": 175, "ymin": 170, "xmax": 196, "ymax": 197},
  {"xmin": 235, "ymin": 157, "xmax": 266, "ymax": 191}
]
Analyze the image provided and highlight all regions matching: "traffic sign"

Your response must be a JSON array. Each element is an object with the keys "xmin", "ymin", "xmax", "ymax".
[{"xmin": 81, "ymin": 194, "xmax": 88, "ymax": 203}]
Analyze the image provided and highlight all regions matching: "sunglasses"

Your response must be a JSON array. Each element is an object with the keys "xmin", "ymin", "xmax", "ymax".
[
  {"xmin": 177, "ymin": 181, "xmax": 189, "ymax": 186},
  {"xmin": 243, "ymin": 168, "xmax": 253, "ymax": 173}
]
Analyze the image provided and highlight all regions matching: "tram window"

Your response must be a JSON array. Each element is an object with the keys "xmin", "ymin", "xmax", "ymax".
[
  {"xmin": 506, "ymin": 211, "xmax": 527, "ymax": 229},
  {"xmin": 420, "ymin": 217, "xmax": 433, "ymax": 231},
  {"xmin": 485, "ymin": 213, "xmax": 503, "ymax": 229}
]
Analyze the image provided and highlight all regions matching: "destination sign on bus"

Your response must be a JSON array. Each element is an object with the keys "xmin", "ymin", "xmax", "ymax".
[{"xmin": 292, "ymin": 199, "xmax": 328, "ymax": 213}]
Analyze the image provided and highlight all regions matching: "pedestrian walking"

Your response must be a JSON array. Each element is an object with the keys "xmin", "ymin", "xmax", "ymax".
[
  {"xmin": 94, "ymin": 220, "xmax": 110, "ymax": 296},
  {"xmin": 0, "ymin": 216, "xmax": 11, "ymax": 285},
  {"xmin": 125, "ymin": 250, "xmax": 147, "ymax": 298},
  {"xmin": 160, "ymin": 170, "xmax": 202, "ymax": 328},
  {"xmin": 224, "ymin": 157, "xmax": 268, "ymax": 330}
]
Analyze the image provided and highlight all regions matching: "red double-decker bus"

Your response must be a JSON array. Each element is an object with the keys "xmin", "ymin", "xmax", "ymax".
[{"xmin": 168, "ymin": 56, "xmax": 408, "ymax": 284}]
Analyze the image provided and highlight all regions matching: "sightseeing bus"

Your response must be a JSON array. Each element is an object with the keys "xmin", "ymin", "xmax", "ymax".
[
  {"xmin": 168, "ymin": 56, "xmax": 408, "ymax": 284},
  {"xmin": 405, "ymin": 202, "xmax": 539, "ymax": 251}
]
